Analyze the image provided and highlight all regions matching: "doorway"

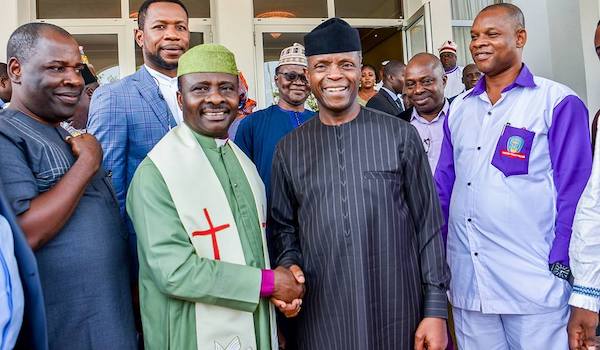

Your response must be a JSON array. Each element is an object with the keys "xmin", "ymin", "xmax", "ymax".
[{"xmin": 254, "ymin": 23, "xmax": 404, "ymax": 109}]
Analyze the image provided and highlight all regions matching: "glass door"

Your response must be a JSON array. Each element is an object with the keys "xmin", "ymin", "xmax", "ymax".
[
  {"xmin": 403, "ymin": 5, "xmax": 429, "ymax": 61},
  {"xmin": 56, "ymin": 24, "xmax": 131, "ymax": 84},
  {"xmin": 254, "ymin": 25, "xmax": 314, "ymax": 108},
  {"xmin": 254, "ymin": 23, "xmax": 404, "ymax": 109}
]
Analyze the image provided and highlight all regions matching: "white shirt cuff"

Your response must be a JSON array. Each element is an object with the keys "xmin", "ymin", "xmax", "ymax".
[{"xmin": 569, "ymin": 289, "xmax": 600, "ymax": 312}]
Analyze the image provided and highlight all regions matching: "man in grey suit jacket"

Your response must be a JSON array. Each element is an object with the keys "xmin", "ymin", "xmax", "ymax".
[
  {"xmin": 87, "ymin": 0, "xmax": 190, "ymax": 272},
  {"xmin": 366, "ymin": 60, "xmax": 405, "ymax": 117}
]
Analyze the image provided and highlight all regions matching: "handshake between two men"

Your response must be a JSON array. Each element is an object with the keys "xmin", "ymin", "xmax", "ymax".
[{"xmin": 270, "ymin": 265, "xmax": 305, "ymax": 318}]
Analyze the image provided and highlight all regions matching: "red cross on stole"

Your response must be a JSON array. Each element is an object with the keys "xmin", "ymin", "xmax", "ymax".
[{"xmin": 192, "ymin": 208, "xmax": 231, "ymax": 260}]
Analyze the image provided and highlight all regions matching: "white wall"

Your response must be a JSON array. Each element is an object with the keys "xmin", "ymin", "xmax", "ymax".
[
  {"xmin": 403, "ymin": 0, "xmax": 452, "ymax": 56},
  {"xmin": 547, "ymin": 1, "xmax": 587, "ymax": 102},
  {"xmin": 0, "ymin": 0, "xmax": 19, "ymax": 61},
  {"xmin": 579, "ymin": 0, "xmax": 600, "ymax": 118},
  {"xmin": 212, "ymin": 0, "xmax": 257, "ymax": 99},
  {"xmin": 428, "ymin": 0, "xmax": 453, "ymax": 53},
  {"xmin": 513, "ymin": 0, "xmax": 597, "ymax": 113},
  {"xmin": 404, "ymin": 0, "xmax": 425, "ymax": 21},
  {"xmin": 512, "ymin": 0, "xmax": 554, "ymax": 79}
]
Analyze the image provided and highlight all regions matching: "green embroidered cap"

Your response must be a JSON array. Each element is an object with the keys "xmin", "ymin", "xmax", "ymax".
[{"xmin": 177, "ymin": 44, "xmax": 238, "ymax": 77}]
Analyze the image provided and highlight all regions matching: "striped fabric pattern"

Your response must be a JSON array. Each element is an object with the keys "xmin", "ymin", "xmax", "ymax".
[
  {"xmin": 88, "ymin": 65, "xmax": 177, "ymax": 221},
  {"xmin": 269, "ymin": 107, "xmax": 450, "ymax": 349}
]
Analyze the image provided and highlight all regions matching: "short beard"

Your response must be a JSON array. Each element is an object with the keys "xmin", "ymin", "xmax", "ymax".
[
  {"xmin": 145, "ymin": 50, "xmax": 178, "ymax": 71},
  {"xmin": 282, "ymin": 96, "xmax": 306, "ymax": 106}
]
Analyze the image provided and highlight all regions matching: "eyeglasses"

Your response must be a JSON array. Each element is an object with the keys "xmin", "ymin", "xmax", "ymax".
[{"xmin": 278, "ymin": 71, "xmax": 308, "ymax": 84}]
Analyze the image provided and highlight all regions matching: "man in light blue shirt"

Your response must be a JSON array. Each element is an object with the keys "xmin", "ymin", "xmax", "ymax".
[
  {"xmin": 0, "ymin": 213, "xmax": 24, "ymax": 350},
  {"xmin": 435, "ymin": 4, "xmax": 592, "ymax": 349}
]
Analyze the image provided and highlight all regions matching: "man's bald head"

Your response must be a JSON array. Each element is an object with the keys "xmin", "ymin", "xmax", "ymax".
[
  {"xmin": 404, "ymin": 53, "xmax": 447, "ymax": 120},
  {"xmin": 478, "ymin": 3, "xmax": 525, "ymax": 31},
  {"xmin": 462, "ymin": 63, "xmax": 482, "ymax": 90},
  {"xmin": 407, "ymin": 53, "xmax": 445, "ymax": 79},
  {"xmin": 7, "ymin": 23, "xmax": 73, "ymax": 63}
]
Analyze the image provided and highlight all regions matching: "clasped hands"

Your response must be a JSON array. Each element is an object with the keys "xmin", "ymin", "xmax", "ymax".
[{"xmin": 270, "ymin": 265, "xmax": 305, "ymax": 318}]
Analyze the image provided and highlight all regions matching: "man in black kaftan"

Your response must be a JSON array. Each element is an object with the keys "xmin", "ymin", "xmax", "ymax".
[{"xmin": 269, "ymin": 18, "xmax": 451, "ymax": 350}]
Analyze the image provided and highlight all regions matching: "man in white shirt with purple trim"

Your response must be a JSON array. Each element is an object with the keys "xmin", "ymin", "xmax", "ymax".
[
  {"xmin": 438, "ymin": 40, "xmax": 464, "ymax": 99},
  {"xmin": 435, "ymin": 4, "xmax": 592, "ymax": 349}
]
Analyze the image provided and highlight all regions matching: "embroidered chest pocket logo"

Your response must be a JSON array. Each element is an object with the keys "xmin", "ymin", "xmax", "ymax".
[{"xmin": 491, "ymin": 124, "xmax": 535, "ymax": 177}]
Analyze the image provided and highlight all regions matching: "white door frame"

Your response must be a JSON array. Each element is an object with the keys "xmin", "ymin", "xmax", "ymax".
[
  {"xmin": 35, "ymin": 18, "xmax": 212, "ymax": 79},
  {"xmin": 403, "ymin": 4, "xmax": 432, "ymax": 62}
]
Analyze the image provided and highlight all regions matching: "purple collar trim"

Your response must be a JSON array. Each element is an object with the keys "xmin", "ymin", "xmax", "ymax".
[
  {"xmin": 445, "ymin": 66, "xmax": 459, "ymax": 74},
  {"xmin": 464, "ymin": 64, "xmax": 536, "ymax": 99}
]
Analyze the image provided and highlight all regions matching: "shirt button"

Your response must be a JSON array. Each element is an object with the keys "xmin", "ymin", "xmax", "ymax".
[
  {"xmin": 474, "ymin": 252, "xmax": 479, "ymax": 256},
  {"xmin": 477, "ymin": 146, "xmax": 481, "ymax": 150},
  {"xmin": 468, "ymin": 218, "xmax": 472, "ymax": 222},
  {"xmin": 487, "ymin": 111, "xmax": 492, "ymax": 115},
  {"xmin": 467, "ymin": 182, "xmax": 471, "ymax": 186},
  {"xmin": 233, "ymin": 183, "xmax": 238, "ymax": 188}
]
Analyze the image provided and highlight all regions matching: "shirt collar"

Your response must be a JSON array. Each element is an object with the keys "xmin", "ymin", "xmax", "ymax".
[
  {"xmin": 465, "ymin": 64, "xmax": 536, "ymax": 99},
  {"xmin": 191, "ymin": 127, "xmax": 229, "ymax": 150},
  {"xmin": 445, "ymin": 65, "xmax": 459, "ymax": 74},
  {"xmin": 275, "ymin": 104, "xmax": 311, "ymax": 116},
  {"xmin": 144, "ymin": 64, "xmax": 178, "ymax": 86},
  {"xmin": 380, "ymin": 86, "xmax": 400, "ymax": 101},
  {"xmin": 411, "ymin": 99, "xmax": 449, "ymax": 124}
]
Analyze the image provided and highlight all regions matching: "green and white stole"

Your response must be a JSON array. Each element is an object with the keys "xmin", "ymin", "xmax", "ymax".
[{"xmin": 148, "ymin": 123, "xmax": 277, "ymax": 350}]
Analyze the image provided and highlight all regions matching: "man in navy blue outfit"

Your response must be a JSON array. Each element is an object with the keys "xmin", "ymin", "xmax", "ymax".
[{"xmin": 235, "ymin": 43, "xmax": 315, "ymax": 197}]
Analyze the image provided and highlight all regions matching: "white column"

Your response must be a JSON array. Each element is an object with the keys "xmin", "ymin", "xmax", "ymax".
[
  {"xmin": 515, "ymin": 0, "xmax": 595, "ymax": 107},
  {"xmin": 578, "ymin": 0, "xmax": 600, "ymax": 117},
  {"xmin": 511, "ymin": 0, "xmax": 554, "ymax": 79},
  {"xmin": 427, "ymin": 0, "xmax": 453, "ymax": 53},
  {"xmin": 212, "ymin": 0, "xmax": 258, "ymax": 100},
  {"xmin": 1, "ymin": 0, "xmax": 20, "ymax": 61},
  {"xmin": 546, "ymin": 1, "xmax": 587, "ymax": 102}
]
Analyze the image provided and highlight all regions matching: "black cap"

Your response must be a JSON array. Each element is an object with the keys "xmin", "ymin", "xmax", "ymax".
[
  {"xmin": 304, "ymin": 18, "xmax": 361, "ymax": 57},
  {"xmin": 81, "ymin": 64, "xmax": 97, "ymax": 85}
]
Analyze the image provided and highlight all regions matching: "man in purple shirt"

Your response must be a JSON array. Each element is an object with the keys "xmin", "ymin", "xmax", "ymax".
[
  {"xmin": 434, "ymin": 4, "xmax": 592, "ymax": 349},
  {"xmin": 398, "ymin": 53, "xmax": 449, "ymax": 173}
]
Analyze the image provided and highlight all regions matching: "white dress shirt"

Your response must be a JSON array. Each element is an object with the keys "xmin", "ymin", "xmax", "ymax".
[
  {"xmin": 145, "ymin": 65, "xmax": 183, "ymax": 125},
  {"xmin": 0, "ymin": 214, "xmax": 24, "ymax": 350},
  {"xmin": 410, "ymin": 100, "xmax": 448, "ymax": 173},
  {"xmin": 569, "ymin": 117, "xmax": 600, "ymax": 312}
]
